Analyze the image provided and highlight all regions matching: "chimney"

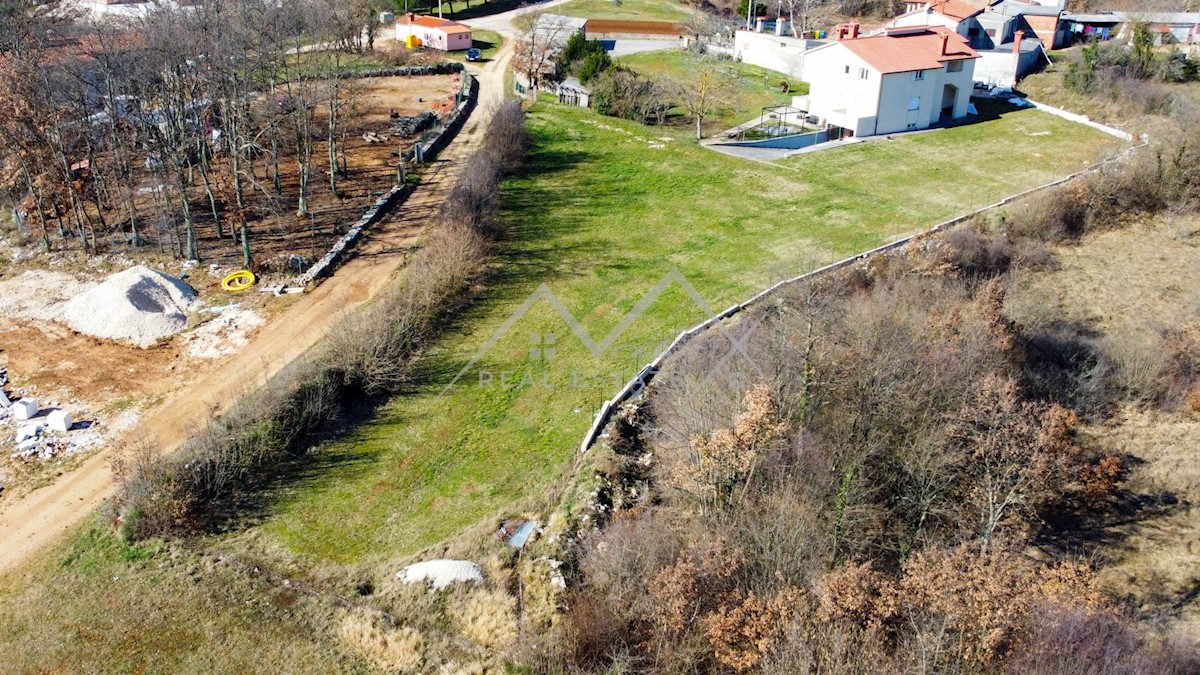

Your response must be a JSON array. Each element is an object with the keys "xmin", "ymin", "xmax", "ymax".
[
  {"xmin": 756, "ymin": 17, "xmax": 765, "ymax": 33},
  {"xmin": 1013, "ymin": 31, "xmax": 1023, "ymax": 54},
  {"xmin": 408, "ymin": 12, "xmax": 415, "ymax": 23},
  {"xmin": 776, "ymin": 18, "xmax": 787, "ymax": 36},
  {"xmin": 850, "ymin": 22, "xmax": 860, "ymax": 39},
  {"xmin": 940, "ymin": 34, "xmax": 949, "ymax": 55}
]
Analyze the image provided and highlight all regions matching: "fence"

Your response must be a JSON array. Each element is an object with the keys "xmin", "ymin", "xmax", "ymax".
[
  {"xmin": 292, "ymin": 72, "xmax": 478, "ymax": 287},
  {"xmin": 578, "ymin": 143, "xmax": 1146, "ymax": 453}
]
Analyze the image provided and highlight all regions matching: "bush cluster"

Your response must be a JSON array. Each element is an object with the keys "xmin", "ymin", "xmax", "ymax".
[
  {"xmin": 521, "ymin": 137, "xmax": 1200, "ymax": 673},
  {"xmin": 111, "ymin": 101, "xmax": 528, "ymax": 539}
]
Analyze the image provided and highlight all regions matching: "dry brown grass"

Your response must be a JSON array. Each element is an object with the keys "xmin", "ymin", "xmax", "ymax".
[
  {"xmin": 1011, "ymin": 215, "xmax": 1200, "ymax": 640},
  {"xmin": 452, "ymin": 587, "xmax": 518, "ymax": 651},
  {"xmin": 338, "ymin": 608, "xmax": 426, "ymax": 672}
]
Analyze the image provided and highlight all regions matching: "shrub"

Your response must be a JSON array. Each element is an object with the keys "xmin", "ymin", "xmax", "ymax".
[{"xmin": 941, "ymin": 226, "xmax": 1012, "ymax": 279}]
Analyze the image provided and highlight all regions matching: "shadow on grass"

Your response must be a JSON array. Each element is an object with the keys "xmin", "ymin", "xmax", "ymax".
[{"xmin": 199, "ymin": 141, "xmax": 600, "ymax": 534}]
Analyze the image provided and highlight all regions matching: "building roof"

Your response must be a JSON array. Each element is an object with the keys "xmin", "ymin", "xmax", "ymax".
[
  {"xmin": 926, "ymin": 0, "xmax": 986, "ymax": 21},
  {"xmin": 409, "ymin": 15, "xmax": 472, "ymax": 34},
  {"xmin": 840, "ymin": 26, "xmax": 978, "ymax": 74},
  {"xmin": 992, "ymin": 0, "xmax": 1062, "ymax": 18}
]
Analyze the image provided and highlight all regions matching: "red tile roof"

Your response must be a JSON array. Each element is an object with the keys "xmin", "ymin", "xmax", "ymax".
[
  {"xmin": 841, "ymin": 26, "xmax": 978, "ymax": 75},
  {"xmin": 409, "ymin": 15, "xmax": 472, "ymax": 34},
  {"xmin": 928, "ymin": 0, "xmax": 986, "ymax": 21}
]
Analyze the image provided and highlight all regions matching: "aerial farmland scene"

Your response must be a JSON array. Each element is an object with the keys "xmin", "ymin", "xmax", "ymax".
[{"xmin": 2, "ymin": 0, "xmax": 1200, "ymax": 672}]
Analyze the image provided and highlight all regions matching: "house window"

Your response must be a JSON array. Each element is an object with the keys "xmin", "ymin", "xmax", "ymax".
[
  {"xmin": 913, "ymin": 69, "xmax": 925, "ymax": 80},
  {"xmin": 947, "ymin": 60, "xmax": 964, "ymax": 73},
  {"xmin": 844, "ymin": 65, "xmax": 850, "ymax": 74},
  {"xmin": 908, "ymin": 96, "xmax": 921, "ymax": 111},
  {"xmin": 858, "ymin": 67, "xmax": 868, "ymax": 80}
]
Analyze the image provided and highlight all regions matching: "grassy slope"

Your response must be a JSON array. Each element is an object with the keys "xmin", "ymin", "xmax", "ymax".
[
  {"xmin": 0, "ymin": 101, "xmax": 1122, "ymax": 670},
  {"xmin": 0, "ymin": 525, "xmax": 365, "ymax": 674},
  {"xmin": 618, "ymin": 50, "xmax": 804, "ymax": 133},
  {"xmin": 255, "ymin": 100, "xmax": 1120, "ymax": 566},
  {"xmin": 557, "ymin": 0, "xmax": 693, "ymax": 21}
]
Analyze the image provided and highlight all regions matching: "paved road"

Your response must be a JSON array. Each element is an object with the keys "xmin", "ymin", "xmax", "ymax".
[{"xmin": 0, "ymin": 43, "xmax": 515, "ymax": 577}]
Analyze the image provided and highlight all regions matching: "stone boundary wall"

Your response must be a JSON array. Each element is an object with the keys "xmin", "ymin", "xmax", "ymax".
[
  {"xmin": 578, "ymin": 143, "xmax": 1145, "ymax": 453},
  {"xmin": 292, "ymin": 70, "xmax": 478, "ymax": 287}
]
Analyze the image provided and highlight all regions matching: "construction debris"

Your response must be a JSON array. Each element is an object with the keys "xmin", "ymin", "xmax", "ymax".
[
  {"xmin": 47, "ymin": 409, "xmax": 72, "ymax": 433},
  {"xmin": 12, "ymin": 398, "xmax": 37, "ymax": 421},
  {"xmin": 390, "ymin": 111, "xmax": 437, "ymax": 138}
]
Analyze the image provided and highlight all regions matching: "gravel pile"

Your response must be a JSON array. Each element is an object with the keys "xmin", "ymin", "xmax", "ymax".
[{"xmin": 61, "ymin": 265, "xmax": 198, "ymax": 348}]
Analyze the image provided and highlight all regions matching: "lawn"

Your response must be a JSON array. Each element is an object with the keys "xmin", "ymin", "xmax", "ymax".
[
  {"xmin": 253, "ymin": 99, "xmax": 1122, "ymax": 566},
  {"xmin": 557, "ymin": 0, "xmax": 694, "ymax": 21},
  {"xmin": 443, "ymin": 28, "xmax": 504, "ymax": 62},
  {"xmin": 0, "ymin": 97, "xmax": 1124, "ymax": 670},
  {"xmin": 618, "ymin": 49, "xmax": 804, "ymax": 134}
]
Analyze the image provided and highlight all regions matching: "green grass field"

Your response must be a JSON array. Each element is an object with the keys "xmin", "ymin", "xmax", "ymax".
[
  {"xmin": 254, "ymin": 100, "xmax": 1120, "ymax": 565},
  {"xmin": 557, "ymin": 0, "xmax": 693, "ymax": 21},
  {"xmin": 618, "ymin": 50, "xmax": 804, "ymax": 134},
  {"xmin": 0, "ymin": 99, "xmax": 1123, "ymax": 670}
]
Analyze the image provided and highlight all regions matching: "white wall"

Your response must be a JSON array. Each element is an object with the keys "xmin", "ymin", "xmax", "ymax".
[
  {"xmin": 733, "ymin": 30, "xmax": 823, "ymax": 80},
  {"xmin": 889, "ymin": 10, "xmax": 965, "ymax": 37},
  {"xmin": 804, "ymin": 43, "xmax": 882, "ymax": 136}
]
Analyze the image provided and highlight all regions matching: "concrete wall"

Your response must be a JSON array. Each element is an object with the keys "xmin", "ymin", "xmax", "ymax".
[
  {"xmin": 720, "ymin": 129, "xmax": 829, "ymax": 149},
  {"xmin": 974, "ymin": 46, "xmax": 1041, "ymax": 85},
  {"xmin": 733, "ymin": 30, "xmax": 823, "ymax": 80}
]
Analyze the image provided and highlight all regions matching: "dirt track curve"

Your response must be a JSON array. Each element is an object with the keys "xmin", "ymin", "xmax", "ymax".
[{"xmin": 0, "ymin": 43, "xmax": 515, "ymax": 576}]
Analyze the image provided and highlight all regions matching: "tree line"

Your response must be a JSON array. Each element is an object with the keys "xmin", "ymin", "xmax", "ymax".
[{"xmin": 0, "ymin": 0, "xmax": 385, "ymax": 266}]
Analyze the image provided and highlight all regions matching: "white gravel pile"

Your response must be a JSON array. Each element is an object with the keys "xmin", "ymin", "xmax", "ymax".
[
  {"xmin": 397, "ymin": 560, "xmax": 483, "ymax": 590},
  {"xmin": 61, "ymin": 265, "xmax": 198, "ymax": 348}
]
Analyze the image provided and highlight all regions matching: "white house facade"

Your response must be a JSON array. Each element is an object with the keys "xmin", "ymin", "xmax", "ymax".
[{"xmin": 802, "ymin": 26, "xmax": 978, "ymax": 137}]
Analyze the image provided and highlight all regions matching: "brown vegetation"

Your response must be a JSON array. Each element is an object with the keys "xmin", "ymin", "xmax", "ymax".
[{"xmin": 519, "ymin": 121, "xmax": 1200, "ymax": 673}]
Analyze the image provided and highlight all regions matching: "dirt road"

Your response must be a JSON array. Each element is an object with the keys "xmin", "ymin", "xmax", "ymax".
[{"xmin": 0, "ymin": 44, "xmax": 514, "ymax": 575}]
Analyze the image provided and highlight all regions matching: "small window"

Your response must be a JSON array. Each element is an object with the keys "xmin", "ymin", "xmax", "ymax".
[
  {"xmin": 907, "ymin": 96, "xmax": 921, "ymax": 111},
  {"xmin": 913, "ymin": 69, "xmax": 925, "ymax": 80},
  {"xmin": 947, "ymin": 60, "xmax": 964, "ymax": 73},
  {"xmin": 844, "ymin": 65, "xmax": 850, "ymax": 74},
  {"xmin": 858, "ymin": 67, "xmax": 868, "ymax": 80}
]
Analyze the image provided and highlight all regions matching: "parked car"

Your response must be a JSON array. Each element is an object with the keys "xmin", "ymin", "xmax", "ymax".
[{"xmin": 465, "ymin": 48, "xmax": 481, "ymax": 62}]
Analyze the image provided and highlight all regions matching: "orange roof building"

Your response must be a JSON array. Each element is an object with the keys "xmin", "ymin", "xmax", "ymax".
[
  {"xmin": 802, "ymin": 25, "xmax": 979, "ymax": 137},
  {"xmin": 396, "ymin": 13, "xmax": 473, "ymax": 51}
]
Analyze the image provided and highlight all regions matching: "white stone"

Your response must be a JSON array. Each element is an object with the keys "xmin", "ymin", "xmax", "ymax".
[
  {"xmin": 47, "ymin": 409, "xmax": 72, "ymax": 433},
  {"xmin": 396, "ymin": 560, "xmax": 483, "ymax": 590},
  {"xmin": 0, "ymin": 389, "xmax": 10, "ymax": 407},
  {"xmin": 16, "ymin": 422, "xmax": 43, "ymax": 443},
  {"xmin": 12, "ymin": 398, "xmax": 37, "ymax": 420}
]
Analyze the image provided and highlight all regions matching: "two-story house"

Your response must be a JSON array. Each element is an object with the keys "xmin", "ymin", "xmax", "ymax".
[{"xmin": 802, "ymin": 25, "xmax": 979, "ymax": 138}]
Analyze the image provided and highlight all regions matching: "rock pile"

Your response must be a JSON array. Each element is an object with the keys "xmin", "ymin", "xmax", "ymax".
[{"xmin": 61, "ymin": 265, "xmax": 198, "ymax": 348}]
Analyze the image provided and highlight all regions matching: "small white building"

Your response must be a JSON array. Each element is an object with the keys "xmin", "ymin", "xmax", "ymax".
[
  {"xmin": 733, "ymin": 29, "xmax": 825, "ymax": 82},
  {"xmin": 396, "ymin": 13, "xmax": 473, "ymax": 51},
  {"xmin": 802, "ymin": 25, "xmax": 979, "ymax": 137}
]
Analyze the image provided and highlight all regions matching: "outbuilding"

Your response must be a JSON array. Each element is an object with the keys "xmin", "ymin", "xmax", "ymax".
[{"xmin": 396, "ymin": 13, "xmax": 473, "ymax": 51}]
